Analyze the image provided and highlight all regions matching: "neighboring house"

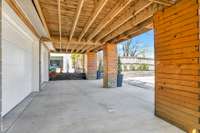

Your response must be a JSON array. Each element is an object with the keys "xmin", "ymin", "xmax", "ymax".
[
  {"xmin": 50, "ymin": 53, "xmax": 74, "ymax": 73},
  {"xmin": 50, "ymin": 53, "xmax": 84, "ymax": 73},
  {"xmin": 120, "ymin": 57, "xmax": 154, "ymax": 71}
]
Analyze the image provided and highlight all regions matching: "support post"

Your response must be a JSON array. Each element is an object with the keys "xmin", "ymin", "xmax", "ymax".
[
  {"xmin": 86, "ymin": 52, "xmax": 97, "ymax": 79},
  {"xmin": 39, "ymin": 38, "xmax": 42, "ymax": 91},
  {"xmin": 103, "ymin": 43, "xmax": 117, "ymax": 88}
]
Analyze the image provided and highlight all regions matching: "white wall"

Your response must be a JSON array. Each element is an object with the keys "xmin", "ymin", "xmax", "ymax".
[
  {"xmin": 2, "ymin": 1, "xmax": 40, "ymax": 116},
  {"xmin": 32, "ymin": 39, "xmax": 39, "ymax": 92},
  {"xmin": 41, "ymin": 45, "xmax": 49, "ymax": 83}
]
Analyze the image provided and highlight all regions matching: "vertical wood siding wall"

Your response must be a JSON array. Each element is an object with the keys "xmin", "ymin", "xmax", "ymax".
[{"xmin": 154, "ymin": 0, "xmax": 200, "ymax": 132}]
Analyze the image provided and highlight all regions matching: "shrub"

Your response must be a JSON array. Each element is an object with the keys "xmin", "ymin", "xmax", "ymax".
[
  {"xmin": 130, "ymin": 64, "xmax": 135, "ymax": 71},
  {"xmin": 137, "ymin": 64, "xmax": 149, "ymax": 71},
  {"xmin": 98, "ymin": 59, "xmax": 103, "ymax": 72}
]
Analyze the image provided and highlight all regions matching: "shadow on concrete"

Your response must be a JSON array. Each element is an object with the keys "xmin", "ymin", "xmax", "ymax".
[{"xmin": 50, "ymin": 73, "xmax": 86, "ymax": 80}]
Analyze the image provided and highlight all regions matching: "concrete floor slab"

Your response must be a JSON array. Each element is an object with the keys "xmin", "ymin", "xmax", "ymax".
[
  {"xmin": 5, "ymin": 80, "xmax": 185, "ymax": 133},
  {"xmin": 2, "ymin": 93, "xmax": 37, "ymax": 132}
]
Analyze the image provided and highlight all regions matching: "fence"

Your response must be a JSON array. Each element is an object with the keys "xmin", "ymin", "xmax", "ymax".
[{"xmin": 120, "ymin": 57, "xmax": 154, "ymax": 71}]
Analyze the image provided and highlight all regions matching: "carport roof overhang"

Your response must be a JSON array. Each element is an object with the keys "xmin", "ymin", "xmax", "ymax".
[{"xmin": 6, "ymin": 0, "xmax": 176, "ymax": 53}]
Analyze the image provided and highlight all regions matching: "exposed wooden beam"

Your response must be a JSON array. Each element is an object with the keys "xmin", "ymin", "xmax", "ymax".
[
  {"xmin": 5, "ymin": 0, "xmax": 40, "ymax": 38},
  {"xmin": 76, "ymin": 43, "xmax": 91, "ymax": 53},
  {"xmin": 71, "ymin": 44, "xmax": 81, "ymax": 53},
  {"xmin": 87, "ymin": 0, "xmax": 133, "ymax": 42},
  {"xmin": 54, "ymin": 42, "xmax": 97, "ymax": 49},
  {"xmin": 102, "ymin": 4, "xmax": 157, "ymax": 43},
  {"xmin": 112, "ymin": 27, "xmax": 150, "ymax": 44},
  {"xmin": 54, "ymin": 41, "xmax": 98, "ymax": 46},
  {"xmin": 84, "ymin": 43, "xmax": 103, "ymax": 53},
  {"xmin": 69, "ymin": 0, "xmax": 84, "ymax": 41},
  {"xmin": 94, "ymin": 0, "xmax": 152, "ymax": 42},
  {"xmin": 144, "ymin": 22, "xmax": 153, "ymax": 29},
  {"xmin": 78, "ymin": 0, "xmax": 108, "ymax": 41},
  {"xmin": 72, "ymin": 0, "xmax": 107, "ymax": 53},
  {"xmin": 126, "ymin": 28, "xmax": 151, "ymax": 40},
  {"xmin": 149, "ymin": 0, "xmax": 174, "ymax": 6},
  {"xmin": 84, "ymin": 2, "xmax": 155, "ymax": 53},
  {"xmin": 58, "ymin": 0, "xmax": 62, "ymax": 51},
  {"xmin": 110, "ymin": 18, "xmax": 152, "ymax": 44},
  {"xmin": 124, "ymin": 17, "xmax": 153, "ymax": 36},
  {"xmin": 52, "ymin": 49, "xmax": 71, "ymax": 53},
  {"xmin": 67, "ymin": 0, "xmax": 84, "ymax": 52},
  {"xmin": 103, "ymin": 16, "xmax": 153, "ymax": 43},
  {"xmin": 76, "ymin": 41, "xmax": 100, "ymax": 53},
  {"xmin": 70, "ymin": 44, "xmax": 79, "ymax": 53},
  {"xmin": 92, "ymin": 45, "xmax": 104, "ymax": 52},
  {"xmin": 86, "ymin": 34, "xmax": 127, "ymax": 52},
  {"xmin": 80, "ymin": 45, "xmax": 91, "ymax": 53},
  {"xmin": 33, "ymin": 0, "xmax": 51, "ymax": 39},
  {"xmin": 51, "ymin": 36, "xmax": 101, "ymax": 46}
]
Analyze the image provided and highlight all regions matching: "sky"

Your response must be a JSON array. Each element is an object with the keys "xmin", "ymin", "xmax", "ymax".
[{"xmin": 117, "ymin": 30, "xmax": 154, "ymax": 58}]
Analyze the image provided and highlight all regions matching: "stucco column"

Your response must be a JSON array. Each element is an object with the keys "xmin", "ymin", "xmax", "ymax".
[
  {"xmin": 87, "ymin": 52, "xmax": 97, "ymax": 80},
  {"xmin": 103, "ymin": 43, "xmax": 117, "ymax": 88}
]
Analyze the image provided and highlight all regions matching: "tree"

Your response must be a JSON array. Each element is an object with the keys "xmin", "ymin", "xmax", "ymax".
[
  {"xmin": 71, "ymin": 54, "xmax": 82, "ymax": 72},
  {"xmin": 98, "ymin": 58, "xmax": 103, "ymax": 72},
  {"xmin": 122, "ymin": 39, "xmax": 145, "ymax": 57},
  {"xmin": 122, "ymin": 40, "xmax": 131, "ymax": 57},
  {"xmin": 118, "ymin": 56, "xmax": 122, "ymax": 74}
]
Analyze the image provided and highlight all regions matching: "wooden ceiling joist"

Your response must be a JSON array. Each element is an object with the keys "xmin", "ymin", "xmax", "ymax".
[
  {"xmin": 67, "ymin": 0, "xmax": 84, "ymax": 52},
  {"xmin": 125, "ymin": 19, "xmax": 152, "ymax": 35},
  {"xmin": 78, "ymin": 0, "xmax": 108, "ymax": 41},
  {"xmin": 54, "ymin": 42, "xmax": 96, "ymax": 49},
  {"xmin": 128, "ymin": 28, "xmax": 150, "ymax": 39},
  {"xmin": 75, "ymin": 43, "xmax": 91, "ymax": 53},
  {"xmin": 69, "ymin": 0, "xmax": 85, "ymax": 41},
  {"xmin": 149, "ymin": 0, "xmax": 174, "ymax": 6},
  {"xmin": 51, "ymin": 36, "xmax": 101, "ymax": 46},
  {"xmin": 113, "ymin": 27, "xmax": 150, "ymax": 44},
  {"xmin": 86, "ymin": 0, "xmax": 133, "ymax": 42},
  {"xmin": 102, "ymin": 4, "xmax": 157, "ymax": 43},
  {"xmin": 94, "ymin": 0, "xmax": 153, "ymax": 42},
  {"xmin": 88, "ymin": 16, "xmax": 152, "ymax": 53},
  {"xmin": 71, "ymin": 44, "xmax": 81, "ymax": 53},
  {"xmin": 84, "ymin": 43, "xmax": 103, "ymax": 53},
  {"xmin": 80, "ymin": 45, "xmax": 91, "ymax": 53},
  {"xmin": 58, "ymin": 0, "xmax": 62, "ymax": 51},
  {"xmin": 88, "ymin": 34, "xmax": 129, "ymax": 52},
  {"xmin": 9, "ymin": 0, "xmax": 174, "ymax": 53},
  {"xmin": 72, "ymin": 0, "xmax": 107, "ymax": 53}
]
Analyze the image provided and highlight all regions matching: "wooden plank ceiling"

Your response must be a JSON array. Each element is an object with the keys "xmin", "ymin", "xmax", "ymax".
[{"xmin": 33, "ymin": 0, "xmax": 175, "ymax": 53}]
